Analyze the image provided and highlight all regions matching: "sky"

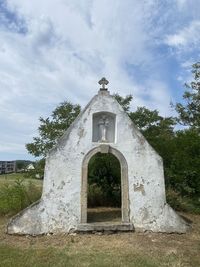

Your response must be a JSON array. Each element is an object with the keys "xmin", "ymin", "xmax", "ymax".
[{"xmin": 0, "ymin": 0, "xmax": 200, "ymax": 161}]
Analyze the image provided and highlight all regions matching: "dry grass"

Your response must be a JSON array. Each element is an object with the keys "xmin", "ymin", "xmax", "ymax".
[
  {"xmin": 87, "ymin": 207, "xmax": 121, "ymax": 222},
  {"xmin": 0, "ymin": 213, "xmax": 200, "ymax": 267},
  {"xmin": 0, "ymin": 176, "xmax": 199, "ymax": 266},
  {"xmin": 0, "ymin": 173, "xmax": 43, "ymax": 188}
]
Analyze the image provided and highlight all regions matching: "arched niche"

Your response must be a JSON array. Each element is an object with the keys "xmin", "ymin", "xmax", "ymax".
[
  {"xmin": 92, "ymin": 112, "xmax": 116, "ymax": 143},
  {"xmin": 80, "ymin": 145, "xmax": 129, "ymax": 224}
]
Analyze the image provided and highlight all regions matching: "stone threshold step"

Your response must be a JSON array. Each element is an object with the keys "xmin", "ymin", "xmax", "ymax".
[{"xmin": 77, "ymin": 223, "xmax": 134, "ymax": 232}]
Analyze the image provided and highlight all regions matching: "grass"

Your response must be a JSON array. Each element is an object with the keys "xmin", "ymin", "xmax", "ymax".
[
  {"xmin": 0, "ymin": 172, "xmax": 43, "ymax": 185},
  {"xmin": 0, "ymin": 174, "xmax": 200, "ymax": 266},
  {"xmin": 0, "ymin": 173, "xmax": 42, "ymax": 215},
  {"xmin": 0, "ymin": 172, "xmax": 27, "ymax": 179},
  {"xmin": 0, "ymin": 213, "xmax": 200, "ymax": 267},
  {"xmin": 0, "ymin": 245, "xmax": 162, "ymax": 267}
]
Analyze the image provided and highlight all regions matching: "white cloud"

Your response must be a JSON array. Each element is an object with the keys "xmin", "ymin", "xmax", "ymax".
[
  {"xmin": 0, "ymin": 0, "xmax": 199, "ymax": 159},
  {"xmin": 0, "ymin": 1, "xmax": 160, "ymax": 107},
  {"xmin": 0, "ymin": 141, "xmax": 26, "ymax": 153},
  {"xmin": 164, "ymin": 20, "xmax": 200, "ymax": 49},
  {"xmin": 176, "ymin": 0, "xmax": 187, "ymax": 9}
]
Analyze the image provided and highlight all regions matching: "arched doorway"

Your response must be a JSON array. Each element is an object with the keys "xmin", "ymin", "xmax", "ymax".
[
  {"xmin": 87, "ymin": 152, "xmax": 121, "ymax": 223},
  {"xmin": 81, "ymin": 145, "xmax": 129, "ymax": 224}
]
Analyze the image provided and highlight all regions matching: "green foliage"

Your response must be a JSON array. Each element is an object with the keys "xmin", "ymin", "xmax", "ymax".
[
  {"xmin": 0, "ymin": 179, "xmax": 42, "ymax": 215},
  {"xmin": 166, "ymin": 188, "xmax": 200, "ymax": 214},
  {"xmin": 129, "ymin": 107, "xmax": 162, "ymax": 129},
  {"xmin": 16, "ymin": 160, "xmax": 32, "ymax": 171},
  {"xmin": 88, "ymin": 184, "xmax": 121, "ymax": 208},
  {"xmin": 88, "ymin": 153, "xmax": 121, "ymax": 207},
  {"xmin": 24, "ymin": 159, "xmax": 45, "ymax": 179},
  {"xmin": 0, "ymin": 172, "xmax": 26, "ymax": 180},
  {"xmin": 130, "ymin": 106, "xmax": 175, "ymax": 137},
  {"xmin": 113, "ymin": 93, "xmax": 133, "ymax": 112},
  {"xmin": 26, "ymin": 101, "xmax": 81, "ymax": 157},
  {"xmin": 175, "ymin": 62, "xmax": 200, "ymax": 131},
  {"xmin": 88, "ymin": 184, "xmax": 104, "ymax": 207},
  {"xmin": 166, "ymin": 129, "xmax": 200, "ymax": 197},
  {"xmin": 129, "ymin": 105, "xmax": 200, "ymax": 206}
]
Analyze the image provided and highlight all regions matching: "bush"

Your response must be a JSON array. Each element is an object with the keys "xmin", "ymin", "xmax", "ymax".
[
  {"xmin": 165, "ymin": 130, "xmax": 200, "ymax": 197},
  {"xmin": 88, "ymin": 184, "xmax": 104, "ymax": 207},
  {"xmin": 88, "ymin": 152, "xmax": 121, "ymax": 208},
  {"xmin": 88, "ymin": 184, "xmax": 121, "ymax": 208},
  {"xmin": 24, "ymin": 159, "xmax": 45, "ymax": 179},
  {"xmin": 166, "ymin": 188, "xmax": 200, "ymax": 214},
  {"xmin": 0, "ymin": 179, "xmax": 42, "ymax": 215}
]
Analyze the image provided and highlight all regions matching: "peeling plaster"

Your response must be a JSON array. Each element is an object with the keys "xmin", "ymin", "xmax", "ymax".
[{"xmin": 134, "ymin": 183, "xmax": 146, "ymax": 196}]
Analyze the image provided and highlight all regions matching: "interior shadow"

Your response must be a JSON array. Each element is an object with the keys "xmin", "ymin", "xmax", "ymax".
[{"xmin": 87, "ymin": 152, "xmax": 121, "ymax": 223}]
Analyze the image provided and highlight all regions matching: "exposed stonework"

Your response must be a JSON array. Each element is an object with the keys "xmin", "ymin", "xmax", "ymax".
[
  {"xmin": 7, "ymin": 81, "xmax": 189, "ymax": 235},
  {"xmin": 134, "ymin": 183, "xmax": 145, "ymax": 196}
]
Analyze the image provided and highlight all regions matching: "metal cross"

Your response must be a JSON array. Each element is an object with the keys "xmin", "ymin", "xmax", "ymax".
[{"xmin": 98, "ymin": 77, "xmax": 109, "ymax": 90}]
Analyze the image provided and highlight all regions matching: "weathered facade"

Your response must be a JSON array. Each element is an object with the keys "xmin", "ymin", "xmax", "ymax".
[{"xmin": 7, "ymin": 79, "xmax": 189, "ymax": 235}]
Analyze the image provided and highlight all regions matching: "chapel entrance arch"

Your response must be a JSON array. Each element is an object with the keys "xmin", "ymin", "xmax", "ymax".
[{"xmin": 81, "ymin": 145, "xmax": 129, "ymax": 224}]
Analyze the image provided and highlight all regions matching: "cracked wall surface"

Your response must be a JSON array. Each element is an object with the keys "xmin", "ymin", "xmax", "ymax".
[{"xmin": 7, "ymin": 90, "xmax": 189, "ymax": 235}]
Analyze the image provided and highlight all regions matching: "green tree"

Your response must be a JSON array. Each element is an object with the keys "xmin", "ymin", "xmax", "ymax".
[
  {"xmin": 129, "ymin": 107, "xmax": 161, "ymax": 129},
  {"xmin": 167, "ymin": 129, "xmax": 200, "ymax": 196},
  {"xmin": 16, "ymin": 160, "xmax": 31, "ymax": 171},
  {"xmin": 16, "ymin": 161, "xmax": 26, "ymax": 171},
  {"xmin": 24, "ymin": 159, "xmax": 46, "ymax": 179},
  {"xmin": 176, "ymin": 62, "xmax": 200, "ymax": 130},
  {"xmin": 88, "ymin": 153, "xmax": 121, "ymax": 207},
  {"xmin": 113, "ymin": 93, "xmax": 133, "ymax": 112},
  {"xmin": 26, "ymin": 101, "xmax": 81, "ymax": 157}
]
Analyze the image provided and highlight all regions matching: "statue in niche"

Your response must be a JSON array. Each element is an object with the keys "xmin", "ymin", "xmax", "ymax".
[{"xmin": 98, "ymin": 115, "xmax": 109, "ymax": 142}]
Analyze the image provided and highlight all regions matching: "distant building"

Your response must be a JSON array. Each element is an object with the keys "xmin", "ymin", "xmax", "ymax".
[
  {"xmin": 26, "ymin": 163, "xmax": 35, "ymax": 171},
  {"xmin": 0, "ymin": 161, "xmax": 16, "ymax": 174}
]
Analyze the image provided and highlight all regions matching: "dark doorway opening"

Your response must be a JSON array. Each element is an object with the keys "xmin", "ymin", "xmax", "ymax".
[{"xmin": 87, "ymin": 152, "xmax": 121, "ymax": 223}]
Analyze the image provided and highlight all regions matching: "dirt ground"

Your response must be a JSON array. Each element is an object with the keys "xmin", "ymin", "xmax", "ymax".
[
  {"xmin": 0, "ymin": 212, "xmax": 200, "ymax": 267},
  {"xmin": 87, "ymin": 207, "xmax": 121, "ymax": 222}
]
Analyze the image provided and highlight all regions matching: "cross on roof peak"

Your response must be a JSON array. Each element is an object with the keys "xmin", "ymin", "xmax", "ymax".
[{"xmin": 98, "ymin": 77, "xmax": 109, "ymax": 90}]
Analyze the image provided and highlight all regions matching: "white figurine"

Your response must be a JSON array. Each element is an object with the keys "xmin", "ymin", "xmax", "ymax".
[{"xmin": 98, "ymin": 115, "xmax": 109, "ymax": 142}]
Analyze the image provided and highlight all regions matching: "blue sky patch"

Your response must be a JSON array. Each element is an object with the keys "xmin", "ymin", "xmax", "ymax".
[
  {"xmin": 0, "ymin": 0, "xmax": 200, "ymax": 160},
  {"xmin": 0, "ymin": 0, "xmax": 27, "ymax": 34}
]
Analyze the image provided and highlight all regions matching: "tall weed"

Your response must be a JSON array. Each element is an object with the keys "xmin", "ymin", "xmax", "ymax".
[
  {"xmin": 166, "ymin": 188, "xmax": 200, "ymax": 214},
  {"xmin": 0, "ymin": 179, "xmax": 42, "ymax": 215}
]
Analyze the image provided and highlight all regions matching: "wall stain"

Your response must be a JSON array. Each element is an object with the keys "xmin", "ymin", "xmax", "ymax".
[
  {"xmin": 78, "ymin": 127, "xmax": 85, "ymax": 138},
  {"xmin": 134, "ymin": 183, "xmax": 146, "ymax": 196}
]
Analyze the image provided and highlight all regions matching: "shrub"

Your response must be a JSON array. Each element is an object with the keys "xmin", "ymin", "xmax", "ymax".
[
  {"xmin": 0, "ymin": 179, "xmax": 42, "ymax": 215},
  {"xmin": 166, "ymin": 188, "xmax": 200, "ymax": 214},
  {"xmin": 88, "ymin": 184, "xmax": 104, "ymax": 207},
  {"xmin": 88, "ymin": 184, "xmax": 121, "ymax": 208}
]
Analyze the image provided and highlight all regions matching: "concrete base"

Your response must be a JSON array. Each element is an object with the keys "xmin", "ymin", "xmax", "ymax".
[{"xmin": 77, "ymin": 222, "xmax": 134, "ymax": 232}]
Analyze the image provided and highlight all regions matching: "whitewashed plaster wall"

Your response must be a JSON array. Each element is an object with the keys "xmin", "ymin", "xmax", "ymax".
[{"xmin": 7, "ymin": 90, "xmax": 189, "ymax": 235}]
